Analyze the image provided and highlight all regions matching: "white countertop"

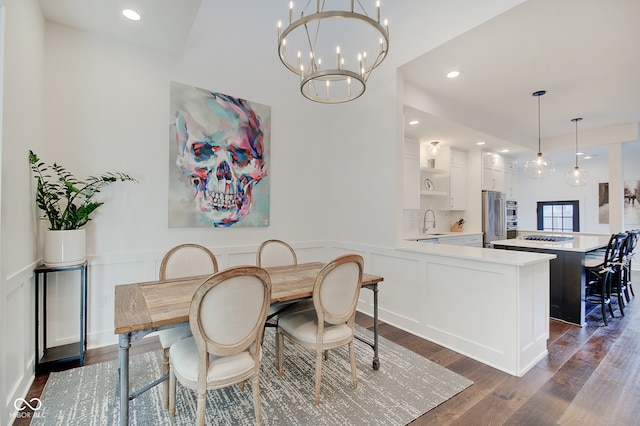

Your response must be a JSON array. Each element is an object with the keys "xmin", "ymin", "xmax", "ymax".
[
  {"xmin": 397, "ymin": 239, "xmax": 555, "ymax": 267},
  {"xmin": 404, "ymin": 231, "xmax": 482, "ymax": 240},
  {"xmin": 491, "ymin": 234, "xmax": 610, "ymax": 252}
]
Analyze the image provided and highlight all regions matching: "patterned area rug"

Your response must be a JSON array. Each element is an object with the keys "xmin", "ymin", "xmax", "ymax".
[{"xmin": 33, "ymin": 326, "xmax": 472, "ymax": 425}]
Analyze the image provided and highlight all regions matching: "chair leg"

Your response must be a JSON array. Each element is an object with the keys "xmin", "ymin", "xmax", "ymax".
[
  {"xmin": 162, "ymin": 348, "xmax": 170, "ymax": 409},
  {"xmin": 276, "ymin": 328, "xmax": 284, "ymax": 377},
  {"xmin": 349, "ymin": 341, "xmax": 358, "ymax": 388},
  {"xmin": 597, "ymin": 274, "xmax": 609, "ymax": 326},
  {"xmin": 315, "ymin": 344, "xmax": 323, "ymax": 405},
  {"xmin": 252, "ymin": 373, "xmax": 262, "ymax": 426},
  {"xmin": 169, "ymin": 365, "xmax": 176, "ymax": 417},
  {"xmin": 624, "ymin": 266, "xmax": 633, "ymax": 301},
  {"xmin": 605, "ymin": 273, "xmax": 615, "ymax": 320},
  {"xmin": 617, "ymin": 280, "xmax": 626, "ymax": 317},
  {"xmin": 196, "ymin": 391, "xmax": 206, "ymax": 426}
]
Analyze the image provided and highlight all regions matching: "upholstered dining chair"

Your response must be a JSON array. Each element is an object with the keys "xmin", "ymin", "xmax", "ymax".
[
  {"xmin": 256, "ymin": 239, "xmax": 297, "ymax": 268},
  {"xmin": 169, "ymin": 266, "xmax": 271, "ymax": 426},
  {"xmin": 256, "ymin": 239, "xmax": 305, "ymax": 326},
  {"xmin": 276, "ymin": 254, "xmax": 364, "ymax": 404},
  {"xmin": 158, "ymin": 244, "xmax": 218, "ymax": 408}
]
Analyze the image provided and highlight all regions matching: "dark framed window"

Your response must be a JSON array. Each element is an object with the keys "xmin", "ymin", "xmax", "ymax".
[{"xmin": 536, "ymin": 200, "xmax": 580, "ymax": 232}]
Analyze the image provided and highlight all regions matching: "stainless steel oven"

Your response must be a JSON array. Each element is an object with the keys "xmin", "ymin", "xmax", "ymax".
[{"xmin": 506, "ymin": 200, "xmax": 518, "ymax": 231}]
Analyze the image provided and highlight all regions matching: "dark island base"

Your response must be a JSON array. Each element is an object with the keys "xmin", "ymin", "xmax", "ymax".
[{"xmin": 494, "ymin": 244, "xmax": 586, "ymax": 326}]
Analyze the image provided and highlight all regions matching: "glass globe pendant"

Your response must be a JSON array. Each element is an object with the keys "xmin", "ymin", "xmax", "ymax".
[
  {"xmin": 524, "ymin": 90, "xmax": 555, "ymax": 179},
  {"xmin": 565, "ymin": 117, "xmax": 589, "ymax": 187}
]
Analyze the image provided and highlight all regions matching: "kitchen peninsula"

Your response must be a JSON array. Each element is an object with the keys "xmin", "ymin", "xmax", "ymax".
[
  {"xmin": 397, "ymin": 240, "xmax": 555, "ymax": 377},
  {"xmin": 492, "ymin": 233, "xmax": 610, "ymax": 326}
]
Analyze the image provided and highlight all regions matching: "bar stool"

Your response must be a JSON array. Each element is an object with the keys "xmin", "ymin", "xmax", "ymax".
[
  {"xmin": 621, "ymin": 229, "xmax": 639, "ymax": 301},
  {"xmin": 584, "ymin": 232, "xmax": 627, "ymax": 326}
]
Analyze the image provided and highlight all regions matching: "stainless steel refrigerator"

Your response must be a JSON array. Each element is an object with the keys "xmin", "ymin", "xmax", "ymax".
[{"xmin": 482, "ymin": 190, "xmax": 507, "ymax": 247}]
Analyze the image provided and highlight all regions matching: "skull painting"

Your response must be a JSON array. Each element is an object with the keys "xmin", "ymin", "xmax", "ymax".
[{"xmin": 170, "ymin": 83, "xmax": 269, "ymax": 227}]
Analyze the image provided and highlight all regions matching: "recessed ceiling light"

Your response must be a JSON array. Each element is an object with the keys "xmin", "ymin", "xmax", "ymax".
[
  {"xmin": 122, "ymin": 9, "xmax": 141, "ymax": 21},
  {"xmin": 500, "ymin": 149, "xmax": 510, "ymax": 153},
  {"xmin": 576, "ymin": 152, "xmax": 584, "ymax": 156},
  {"xmin": 408, "ymin": 120, "xmax": 419, "ymax": 125},
  {"xmin": 446, "ymin": 70, "xmax": 460, "ymax": 79},
  {"xmin": 583, "ymin": 155, "xmax": 592, "ymax": 160},
  {"xmin": 476, "ymin": 141, "xmax": 486, "ymax": 146}
]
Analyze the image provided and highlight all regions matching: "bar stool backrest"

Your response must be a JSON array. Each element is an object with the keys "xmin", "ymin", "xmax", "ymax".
[{"xmin": 604, "ymin": 232, "xmax": 628, "ymax": 268}]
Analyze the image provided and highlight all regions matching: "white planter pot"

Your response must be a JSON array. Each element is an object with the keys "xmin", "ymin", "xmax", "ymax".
[{"xmin": 44, "ymin": 229, "xmax": 86, "ymax": 267}]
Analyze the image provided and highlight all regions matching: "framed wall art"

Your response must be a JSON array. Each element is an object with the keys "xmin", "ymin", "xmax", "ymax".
[{"xmin": 168, "ymin": 82, "xmax": 271, "ymax": 228}]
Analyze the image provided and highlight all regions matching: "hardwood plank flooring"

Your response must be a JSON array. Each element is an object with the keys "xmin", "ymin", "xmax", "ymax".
[{"xmin": 15, "ymin": 279, "xmax": 640, "ymax": 425}]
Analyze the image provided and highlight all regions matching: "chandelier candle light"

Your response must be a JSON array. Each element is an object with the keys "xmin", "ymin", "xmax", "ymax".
[
  {"xmin": 565, "ymin": 117, "xmax": 589, "ymax": 187},
  {"xmin": 277, "ymin": 0, "xmax": 390, "ymax": 103},
  {"xmin": 524, "ymin": 90, "xmax": 555, "ymax": 179}
]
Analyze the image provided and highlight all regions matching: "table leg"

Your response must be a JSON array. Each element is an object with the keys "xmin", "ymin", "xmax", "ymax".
[
  {"xmin": 118, "ymin": 333, "xmax": 131, "ymax": 426},
  {"xmin": 372, "ymin": 283, "xmax": 380, "ymax": 370}
]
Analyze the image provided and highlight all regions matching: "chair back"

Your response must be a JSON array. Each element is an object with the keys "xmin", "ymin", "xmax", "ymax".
[
  {"xmin": 313, "ymin": 254, "xmax": 364, "ymax": 325},
  {"xmin": 160, "ymin": 244, "xmax": 219, "ymax": 280},
  {"xmin": 256, "ymin": 239, "xmax": 297, "ymax": 267},
  {"xmin": 603, "ymin": 232, "xmax": 628, "ymax": 267},
  {"xmin": 625, "ymin": 229, "xmax": 639, "ymax": 258},
  {"xmin": 190, "ymin": 266, "xmax": 271, "ymax": 357}
]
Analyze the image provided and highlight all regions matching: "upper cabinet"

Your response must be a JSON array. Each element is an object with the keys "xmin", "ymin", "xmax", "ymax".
[
  {"xmin": 431, "ymin": 146, "xmax": 467, "ymax": 210},
  {"xmin": 481, "ymin": 151, "xmax": 517, "ymax": 198},
  {"xmin": 403, "ymin": 139, "xmax": 420, "ymax": 209},
  {"xmin": 504, "ymin": 159, "xmax": 518, "ymax": 199},
  {"xmin": 482, "ymin": 152, "xmax": 504, "ymax": 192},
  {"xmin": 448, "ymin": 148, "xmax": 467, "ymax": 210}
]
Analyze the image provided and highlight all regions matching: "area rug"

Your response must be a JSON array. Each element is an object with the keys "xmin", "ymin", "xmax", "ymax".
[{"xmin": 33, "ymin": 326, "xmax": 472, "ymax": 425}]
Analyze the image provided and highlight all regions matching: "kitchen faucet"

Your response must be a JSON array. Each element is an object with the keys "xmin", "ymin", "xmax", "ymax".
[{"xmin": 423, "ymin": 209, "xmax": 436, "ymax": 233}]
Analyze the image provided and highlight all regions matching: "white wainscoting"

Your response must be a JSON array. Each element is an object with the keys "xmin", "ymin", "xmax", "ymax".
[
  {"xmin": 6, "ymin": 239, "xmax": 552, "ymax": 422},
  {"xmin": 3, "ymin": 263, "xmax": 38, "ymax": 426},
  {"xmin": 331, "ymin": 241, "xmax": 551, "ymax": 377}
]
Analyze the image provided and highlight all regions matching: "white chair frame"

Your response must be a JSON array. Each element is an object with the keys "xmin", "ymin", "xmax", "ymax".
[
  {"xmin": 169, "ymin": 266, "xmax": 271, "ymax": 426},
  {"xmin": 276, "ymin": 254, "xmax": 364, "ymax": 404}
]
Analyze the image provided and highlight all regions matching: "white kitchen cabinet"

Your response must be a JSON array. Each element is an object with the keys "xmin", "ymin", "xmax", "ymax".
[
  {"xmin": 432, "ymin": 147, "xmax": 467, "ymax": 210},
  {"xmin": 449, "ymin": 149, "xmax": 467, "ymax": 210},
  {"xmin": 403, "ymin": 139, "xmax": 420, "ymax": 209},
  {"xmin": 481, "ymin": 152, "xmax": 504, "ymax": 192},
  {"xmin": 504, "ymin": 159, "xmax": 518, "ymax": 199},
  {"xmin": 438, "ymin": 234, "xmax": 483, "ymax": 247}
]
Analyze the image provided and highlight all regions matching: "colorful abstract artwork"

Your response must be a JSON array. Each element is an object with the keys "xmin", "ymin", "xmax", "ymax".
[{"xmin": 168, "ymin": 82, "xmax": 270, "ymax": 227}]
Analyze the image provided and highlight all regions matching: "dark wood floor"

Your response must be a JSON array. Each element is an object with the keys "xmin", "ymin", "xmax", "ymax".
[{"xmin": 16, "ymin": 282, "xmax": 640, "ymax": 425}]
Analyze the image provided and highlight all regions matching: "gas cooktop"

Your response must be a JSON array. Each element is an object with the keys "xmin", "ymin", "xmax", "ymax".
[{"xmin": 524, "ymin": 234, "xmax": 574, "ymax": 242}]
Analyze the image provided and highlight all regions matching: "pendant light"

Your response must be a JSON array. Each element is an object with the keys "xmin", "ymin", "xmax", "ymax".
[
  {"xmin": 565, "ymin": 117, "xmax": 589, "ymax": 186},
  {"xmin": 524, "ymin": 90, "xmax": 555, "ymax": 179},
  {"xmin": 427, "ymin": 141, "xmax": 440, "ymax": 156}
]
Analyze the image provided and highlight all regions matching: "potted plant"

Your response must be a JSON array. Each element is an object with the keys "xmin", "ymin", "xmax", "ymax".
[{"xmin": 29, "ymin": 150, "xmax": 137, "ymax": 266}]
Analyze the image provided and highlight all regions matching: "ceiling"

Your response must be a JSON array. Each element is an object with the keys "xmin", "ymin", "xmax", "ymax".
[
  {"xmin": 37, "ymin": 0, "xmax": 202, "ymax": 56},
  {"xmin": 401, "ymin": 0, "xmax": 640, "ymax": 162},
  {"xmin": 37, "ymin": 0, "xmax": 640, "ymax": 163}
]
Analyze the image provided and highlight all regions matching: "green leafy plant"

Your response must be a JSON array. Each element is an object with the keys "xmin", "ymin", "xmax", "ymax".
[{"xmin": 29, "ymin": 150, "xmax": 137, "ymax": 230}]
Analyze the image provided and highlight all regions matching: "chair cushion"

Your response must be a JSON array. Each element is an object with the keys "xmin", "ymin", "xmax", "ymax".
[
  {"xmin": 584, "ymin": 258, "xmax": 605, "ymax": 270},
  {"xmin": 158, "ymin": 324, "xmax": 192, "ymax": 349},
  {"xmin": 170, "ymin": 336, "xmax": 256, "ymax": 388},
  {"xmin": 278, "ymin": 309, "xmax": 353, "ymax": 346}
]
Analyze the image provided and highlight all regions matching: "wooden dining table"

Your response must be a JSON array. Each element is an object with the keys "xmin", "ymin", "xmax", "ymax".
[{"xmin": 114, "ymin": 262, "xmax": 384, "ymax": 425}]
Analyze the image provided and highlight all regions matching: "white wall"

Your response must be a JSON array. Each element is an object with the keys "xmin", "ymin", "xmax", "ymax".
[
  {"xmin": 1, "ymin": 0, "xmax": 45, "ymax": 423},
  {"xmin": 518, "ymin": 141, "xmax": 640, "ymax": 233}
]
